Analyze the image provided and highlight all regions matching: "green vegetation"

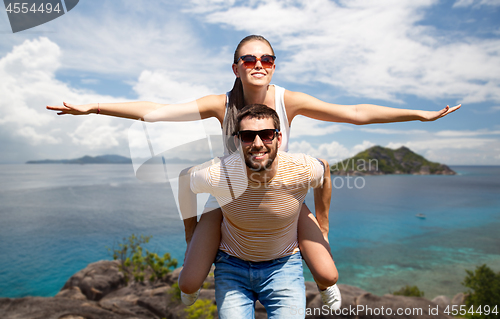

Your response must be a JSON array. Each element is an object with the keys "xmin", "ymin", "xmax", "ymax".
[
  {"xmin": 331, "ymin": 145, "xmax": 454, "ymax": 175},
  {"xmin": 106, "ymin": 235, "xmax": 217, "ymax": 318},
  {"xmin": 184, "ymin": 299, "xmax": 217, "ymax": 319},
  {"xmin": 463, "ymin": 264, "xmax": 500, "ymax": 319},
  {"xmin": 169, "ymin": 282, "xmax": 182, "ymax": 302},
  {"xmin": 107, "ymin": 234, "xmax": 178, "ymax": 283},
  {"xmin": 392, "ymin": 285, "xmax": 425, "ymax": 297}
]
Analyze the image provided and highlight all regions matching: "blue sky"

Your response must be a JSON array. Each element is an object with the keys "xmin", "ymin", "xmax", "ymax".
[{"xmin": 1, "ymin": 0, "xmax": 499, "ymax": 165}]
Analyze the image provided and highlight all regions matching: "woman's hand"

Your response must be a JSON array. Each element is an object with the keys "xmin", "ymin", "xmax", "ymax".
[
  {"xmin": 420, "ymin": 104, "xmax": 461, "ymax": 121},
  {"xmin": 46, "ymin": 102, "xmax": 96, "ymax": 115}
]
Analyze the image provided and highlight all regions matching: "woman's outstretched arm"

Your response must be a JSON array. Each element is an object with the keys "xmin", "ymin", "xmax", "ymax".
[
  {"xmin": 46, "ymin": 94, "xmax": 226, "ymax": 123},
  {"xmin": 284, "ymin": 90, "xmax": 461, "ymax": 125}
]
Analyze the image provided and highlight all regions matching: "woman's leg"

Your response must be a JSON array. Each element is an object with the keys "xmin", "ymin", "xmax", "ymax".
[
  {"xmin": 178, "ymin": 208, "xmax": 222, "ymax": 294},
  {"xmin": 298, "ymin": 204, "xmax": 338, "ymax": 290}
]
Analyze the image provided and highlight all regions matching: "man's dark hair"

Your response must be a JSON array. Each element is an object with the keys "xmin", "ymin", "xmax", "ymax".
[{"xmin": 234, "ymin": 104, "xmax": 281, "ymax": 135}]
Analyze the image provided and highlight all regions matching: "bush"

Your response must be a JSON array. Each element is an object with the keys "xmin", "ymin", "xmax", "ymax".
[
  {"xmin": 184, "ymin": 299, "xmax": 217, "ymax": 319},
  {"xmin": 463, "ymin": 264, "xmax": 500, "ymax": 319},
  {"xmin": 392, "ymin": 285, "xmax": 424, "ymax": 297},
  {"xmin": 169, "ymin": 282, "xmax": 181, "ymax": 302},
  {"xmin": 107, "ymin": 234, "xmax": 178, "ymax": 283}
]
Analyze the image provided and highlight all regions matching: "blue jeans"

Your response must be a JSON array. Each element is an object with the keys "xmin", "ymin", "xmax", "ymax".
[{"xmin": 214, "ymin": 250, "xmax": 305, "ymax": 319}]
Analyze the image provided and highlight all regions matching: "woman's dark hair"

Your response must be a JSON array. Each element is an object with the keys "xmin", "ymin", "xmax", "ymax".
[
  {"xmin": 235, "ymin": 104, "xmax": 281, "ymax": 134},
  {"xmin": 224, "ymin": 35, "xmax": 275, "ymax": 153}
]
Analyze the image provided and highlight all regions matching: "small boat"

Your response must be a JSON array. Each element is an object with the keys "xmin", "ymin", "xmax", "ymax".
[{"xmin": 416, "ymin": 213, "xmax": 426, "ymax": 219}]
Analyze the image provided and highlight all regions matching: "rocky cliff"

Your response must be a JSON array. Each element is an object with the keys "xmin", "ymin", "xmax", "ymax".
[{"xmin": 0, "ymin": 260, "xmax": 466, "ymax": 319}]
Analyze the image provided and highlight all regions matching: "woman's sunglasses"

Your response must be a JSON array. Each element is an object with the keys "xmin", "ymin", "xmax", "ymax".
[
  {"xmin": 236, "ymin": 129, "xmax": 279, "ymax": 144},
  {"xmin": 236, "ymin": 55, "xmax": 276, "ymax": 69}
]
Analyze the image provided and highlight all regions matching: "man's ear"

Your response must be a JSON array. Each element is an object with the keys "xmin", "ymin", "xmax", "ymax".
[
  {"xmin": 277, "ymin": 131, "xmax": 282, "ymax": 149},
  {"xmin": 233, "ymin": 135, "xmax": 240, "ymax": 148}
]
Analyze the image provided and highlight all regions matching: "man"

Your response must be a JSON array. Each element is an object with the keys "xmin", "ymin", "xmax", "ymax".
[{"xmin": 178, "ymin": 104, "xmax": 339, "ymax": 318}]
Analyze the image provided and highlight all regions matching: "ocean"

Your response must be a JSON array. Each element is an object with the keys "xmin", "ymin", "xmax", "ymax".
[{"xmin": 0, "ymin": 164, "xmax": 499, "ymax": 299}]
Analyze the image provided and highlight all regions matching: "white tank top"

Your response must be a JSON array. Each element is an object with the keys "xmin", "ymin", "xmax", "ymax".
[{"xmin": 224, "ymin": 84, "xmax": 290, "ymax": 155}]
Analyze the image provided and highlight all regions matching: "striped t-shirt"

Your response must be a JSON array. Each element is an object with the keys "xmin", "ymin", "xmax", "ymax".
[{"xmin": 190, "ymin": 152, "xmax": 324, "ymax": 262}]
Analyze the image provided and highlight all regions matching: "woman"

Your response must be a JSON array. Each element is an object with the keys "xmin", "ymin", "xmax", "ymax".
[{"xmin": 47, "ymin": 35, "xmax": 460, "ymax": 309}]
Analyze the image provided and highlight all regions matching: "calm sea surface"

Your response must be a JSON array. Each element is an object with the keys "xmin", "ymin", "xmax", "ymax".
[{"xmin": 0, "ymin": 164, "xmax": 499, "ymax": 299}]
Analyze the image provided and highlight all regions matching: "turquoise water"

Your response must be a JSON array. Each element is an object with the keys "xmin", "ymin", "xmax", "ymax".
[{"xmin": 0, "ymin": 164, "xmax": 499, "ymax": 299}]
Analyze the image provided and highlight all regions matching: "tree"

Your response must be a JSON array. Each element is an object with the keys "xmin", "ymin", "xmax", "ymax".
[
  {"xmin": 463, "ymin": 264, "xmax": 500, "ymax": 319},
  {"xmin": 107, "ymin": 234, "xmax": 178, "ymax": 283},
  {"xmin": 392, "ymin": 285, "xmax": 424, "ymax": 297},
  {"xmin": 184, "ymin": 299, "xmax": 217, "ymax": 319}
]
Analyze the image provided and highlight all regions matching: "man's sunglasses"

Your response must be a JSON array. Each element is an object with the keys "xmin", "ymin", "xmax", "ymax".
[
  {"xmin": 236, "ymin": 55, "xmax": 276, "ymax": 69},
  {"xmin": 236, "ymin": 129, "xmax": 279, "ymax": 144}
]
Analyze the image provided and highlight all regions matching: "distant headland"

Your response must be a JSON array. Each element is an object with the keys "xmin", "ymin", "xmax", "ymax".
[
  {"xmin": 26, "ymin": 147, "xmax": 456, "ymax": 176},
  {"xmin": 26, "ymin": 154, "xmax": 132, "ymax": 164},
  {"xmin": 26, "ymin": 155, "xmax": 198, "ymax": 165},
  {"xmin": 331, "ymin": 146, "xmax": 456, "ymax": 175}
]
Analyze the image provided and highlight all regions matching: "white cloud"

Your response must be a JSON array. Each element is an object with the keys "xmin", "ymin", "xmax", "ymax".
[
  {"xmin": 289, "ymin": 140, "xmax": 349, "ymax": 162},
  {"xmin": 386, "ymin": 138, "xmax": 500, "ymax": 164},
  {"xmin": 351, "ymin": 140, "xmax": 376, "ymax": 155},
  {"xmin": 386, "ymin": 138, "xmax": 493, "ymax": 151},
  {"xmin": 360, "ymin": 128, "xmax": 429, "ymax": 135},
  {"xmin": 0, "ymin": 2, "xmax": 233, "ymax": 94},
  {"xmin": 288, "ymin": 135, "xmax": 500, "ymax": 165},
  {"xmin": 185, "ymin": 0, "xmax": 236, "ymax": 13},
  {"xmin": 69, "ymin": 119, "xmax": 127, "ymax": 149},
  {"xmin": 0, "ymin": 36, "xmax": 224, "ymax": 163},
  {"xmin": 2, "ymin": 1, "xmax": 499, "ymax": 165},
  {"xmin": 35, "ymin": 1, "xmax": 234, "ymax": 93},
  {"xmin": 435, "ymin": 129, "xmax": 500, "ymax": 137},
  {"xmin": 288, "ymin": 139, "xmax": 375, "ymax": 162},
  {"xmin": 453, "ymin": 0, "xmax": 500, "ymax": 8},
  {"xmin": 453, "ymin": 0, "xmax": 476, "ymax": 6},
  {"xmin": 0, "ymin": 37, "xmax": 134, "ymax": 161},
  {"xmin": 16, "ymin": 126, "xmax": 60, "ymax": 145},
  {"xmin": 133, "ymin": 70, "xmax": 216, "ymax": 103},
  {"xmin": 0, "ymin": 37, "xmax": 60, "ymax": 128},
  {"xmin": 187, "ymin": 0, "xmax": 500, "ymax": 104},
  {"xmin": 361, "ymin": 128, "xmax": 500, "ymax": 139},
  {"xmin": 289, "ymin": 116, "xmax": 346, "ymax": 138},
  {"xmin": 81, "ymin": 79, "xmax": 100, "ymax": 85},
  {"xmin": 55, "ymin": 4, "xmax": 202, "ymax": 76}
]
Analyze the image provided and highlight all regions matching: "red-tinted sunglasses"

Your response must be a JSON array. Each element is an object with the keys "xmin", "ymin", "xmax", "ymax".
[
  {"xmin": 237, "ymin": 129, "xmax": 279, "ymax": 144},
  {"xmin": 236, "ymin": 54, "xmax": 276, "ymax": 69}
]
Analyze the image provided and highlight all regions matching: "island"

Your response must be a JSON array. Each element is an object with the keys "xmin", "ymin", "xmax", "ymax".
[
  {"xmin": 26, "ymin": 155, "xmax": 133, "ymax": 164},
  {"xmin": 26, "ymin": 155, "xmax": 203, "ymax": 165},
  {"xmin": 331, "ymin": 146, "xmax": 456, "ymax": 175}
]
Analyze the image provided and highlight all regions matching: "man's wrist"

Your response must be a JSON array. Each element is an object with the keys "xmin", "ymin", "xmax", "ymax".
[{"xmin": 320, "ymin": 226, "xmax": 329, "ymax": 235}]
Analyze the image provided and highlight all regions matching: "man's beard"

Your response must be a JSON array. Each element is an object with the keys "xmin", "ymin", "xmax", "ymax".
[{"xmin": 244, "ymin": 144, "xmax": 278, "ymax": 172}]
